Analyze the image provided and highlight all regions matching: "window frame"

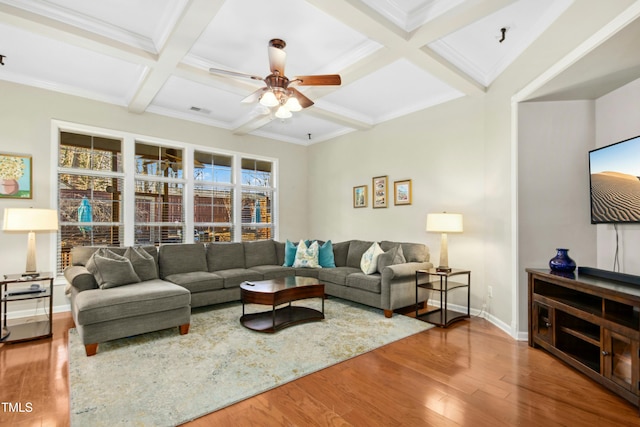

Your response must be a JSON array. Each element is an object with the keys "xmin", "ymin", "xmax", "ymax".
[{"xmin": 52, "ymin": 120, "xmax": 278, "ymax": 275}]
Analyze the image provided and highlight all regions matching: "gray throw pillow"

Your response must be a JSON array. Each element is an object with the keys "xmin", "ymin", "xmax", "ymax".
[
  {"xmin": 87, "ymin": 248, "xmax": 140, "ymax": 289},
  {"xmin": 377, "ymin": 245, "xmax": 406, "ymax": 273},
  {"xmin": 125, "ymin": 247, "xmax": 158, "ymax": 281}
]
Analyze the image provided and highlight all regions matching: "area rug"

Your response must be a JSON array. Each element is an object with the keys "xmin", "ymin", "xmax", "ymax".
[{"xmin": 69, "ymin": 298, "xmax": 432, "ymax": 426}]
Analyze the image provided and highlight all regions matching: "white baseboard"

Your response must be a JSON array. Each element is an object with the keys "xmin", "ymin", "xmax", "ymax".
[{"xmin": 427, "ymin": 298, "xmax": 527, "ymax": 341}]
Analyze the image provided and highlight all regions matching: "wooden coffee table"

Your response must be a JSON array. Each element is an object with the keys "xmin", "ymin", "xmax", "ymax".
[{"xmin": 240, "ymin": 276, "xmax": 325, "ymax": 333}]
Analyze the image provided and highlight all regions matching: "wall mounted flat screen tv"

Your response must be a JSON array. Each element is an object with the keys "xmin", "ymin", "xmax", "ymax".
[{"xmin": 589, "ymin": 135, "xmax": 640, "ymax": 224}]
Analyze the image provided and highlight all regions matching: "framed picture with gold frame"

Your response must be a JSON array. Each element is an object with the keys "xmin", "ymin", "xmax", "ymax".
[
  {"xmin": 394, "ymin": 179, "xmax": 412, "ymax": 205},
  {"xmin": 372, "ymin": 175, "xmax": 388, "ymax": 208},
  {"xmin": 353, "ymin": 185, "xmax": 368, "ymax": 208},
  {"xmin": 0, "ymin": 153, "xmax": 32, "ymax": 199}
]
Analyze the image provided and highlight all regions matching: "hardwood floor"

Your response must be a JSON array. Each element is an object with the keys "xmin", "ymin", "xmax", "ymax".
[{"xmin": 1, "ymin": 312, "xmax": 638, "ymax": 426}]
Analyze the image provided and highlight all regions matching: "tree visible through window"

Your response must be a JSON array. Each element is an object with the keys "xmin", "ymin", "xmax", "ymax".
[
  {"xmin": 56, "ymin": 128, "xmax": 278, "ymax": 275},
  {"xmin": 57, "ymin": 132, "xmax": 123, "ymax": 272}
]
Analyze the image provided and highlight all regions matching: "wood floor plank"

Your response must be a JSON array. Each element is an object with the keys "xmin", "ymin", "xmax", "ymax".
[{"xmin": 1, "ymin": 312, "xmax": 639, "ymax": 426}]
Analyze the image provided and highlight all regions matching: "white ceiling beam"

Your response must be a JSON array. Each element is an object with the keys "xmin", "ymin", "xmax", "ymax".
[
  {"xmin": 304, "ymin": 107, "xmax": 373, "ymax": 131},
  {"xmin": 0, "ymin": 3, "xmax": 156, "ymax": 66},
  {"xmin": 127, "ymin": 0, "xmax": 225, "ymax": 113},
  {"xmin": 409, "ymin": 0, "xmax": 516, "ymax": 46},
  {"xmin": 306, "ymin": 0, "xmax": 485, "ymax": 96}
]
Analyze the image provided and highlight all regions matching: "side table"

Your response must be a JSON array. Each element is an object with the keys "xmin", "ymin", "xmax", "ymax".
[
  {"xmin": 415, "ymin": 268, "xmax": 470, "ymax": 327},
  {"xmin": 1, "ymin": 273, "xmax": 54, "ymax": 343}
]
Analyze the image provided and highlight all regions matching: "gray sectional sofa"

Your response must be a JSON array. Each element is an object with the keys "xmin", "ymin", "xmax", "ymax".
[{"xmin": 65, "ymin": 239, "xmax": 432, "ymax": 356}]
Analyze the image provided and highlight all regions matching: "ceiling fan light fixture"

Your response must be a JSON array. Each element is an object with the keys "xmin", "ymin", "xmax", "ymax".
[
  {"xmin": 275, "ymin": 105, "xmax": 292, "ymax": 119},
  {"xmin": 284, "ymin": 95, "xmax": 302, "ymax": 112},
  {"xmin": 260, "ymin": 90, "xmax": 278, "ymax": 107}
]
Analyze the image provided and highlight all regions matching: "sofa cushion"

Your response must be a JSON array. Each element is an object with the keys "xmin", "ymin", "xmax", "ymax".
[
  {"xmin": 164, "ymin": 271, "xmax": 223, "ymax": 293},
  {"xmin": 294, "ymin": 268, "xmax": 320, "ymax": 278},
  {"xmin": 206, "ymin": 242, "xmax": 245, "ymax": 271},
  {"xmin": 125, "ymin": 246, "xmax": 159, "ymax": 281},
  {"xmin": 332, "ymin": 241, "xmax": 350, "ymax": 267},
  {"xmin": 377, "ymin": 245, "xmax": 406, "ymax": 273},
  {"xmin": 244, "ymin": 240, "xmax": 277, "ymax": 267},
  {"xmin": 215, "ymin": 268, "xmax": 262, "ymax": 288},
  {"xmin": 282, "ymin": 240, "xmax": 297, "ymax": 267},
  {"xmin": 275, "ymin": 241, "xmax": 286, "ymax": 266},
  {"xmin": 360, "ymin": 242, "xmax": 384, "ymax": 274},
  {"xmin": 318, "ymin": 240, "xmax": 336, "ymax": 268},
  {"xmin": 64, "ymin": 265, "xmax": 98, "ymax": 291},
  {"xmin": 346, "ymin": 273, "xmax": 382, "ymax": 294},
  {"xmin": 159, "ymin": 243, "xmax": 207, "ymax": 278},
  {"xmin": 346, "ymin": 240, "xmax": 374, "ymax": 268},
  {"xmin": 318, "ymin": 266, "xmax": 360, "ymax": 285},
  {"xmin": 73, "ymin": 280, "xmax": 190, "ymax": 326},
  {"xmin": 293, "ymin": 240, "xmax": 321, "ymax": 268},
  {"xmin": 87, "ymin": 249, "xmax": 140, "ymax": 289},
  {"xmin": 380, "ymin": 241, "xmax": 428, "ymax": 263},
  {"xmin": 249, "ymin": 265, "xmax": 294, "ymax": 280}
]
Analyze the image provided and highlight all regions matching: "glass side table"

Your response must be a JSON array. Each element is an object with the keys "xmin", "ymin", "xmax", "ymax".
[
  {"xmin": 1, "ymin": 273, "xmax": 54, "ymax": 343},
  {"xmin": 415, "ymin": 268, "xmax": 470, "ymax": 327}
]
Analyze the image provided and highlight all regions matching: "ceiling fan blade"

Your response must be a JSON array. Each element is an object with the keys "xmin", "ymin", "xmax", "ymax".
[
  {"xmin": 209, "ymin": 68, "xmax": 263, "ymax": 81},
  {"xmin": 241, "ymin": 87, "xmax": 268, "ymax": 104},
  {"xmin": 289, "ymin": 88, "xmax": 314, "ymax": 108},
  {"xmin": 293, "ymin": 74, "xmax": 341, "ymax": 86},
  {"xmin": 268, "ymin": 39, "xmax": 287, "ymax": 75}
]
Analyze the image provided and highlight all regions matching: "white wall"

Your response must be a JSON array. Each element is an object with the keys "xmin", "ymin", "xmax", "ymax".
[
  {"xmin": 595, "ymin": 77, "xmax": 640, "ymax": 274},
  {"xmin": 307, "ymin": 95, "xmax": 489, "ymax": 312},
  {"xmin": 0, "ymin": 80, "xmax": 309, "ymax": 314},
  {"xmin": 517, "ymin": 100, "xmax": 598, "ymax": 330}
]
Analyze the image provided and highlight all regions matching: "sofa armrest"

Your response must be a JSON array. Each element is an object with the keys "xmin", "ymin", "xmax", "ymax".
[
  {"xmin": 381, "ymin": 262, "xmax": 433, "ymax": 282},
  {"xmin": 64, "ymin": 265, "xmax": 98, "ymax": 292}
]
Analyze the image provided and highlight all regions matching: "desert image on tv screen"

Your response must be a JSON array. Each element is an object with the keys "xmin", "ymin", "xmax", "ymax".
[{"xmin": 590, "ymin": 136, "xmax": 640, "ymax": 223}]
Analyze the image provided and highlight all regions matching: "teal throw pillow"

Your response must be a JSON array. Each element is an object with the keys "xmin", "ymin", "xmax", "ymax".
[
  {"xmin": 283, "ymin": 240, "xmax": 297, "ymax": 267},
  {"xmin": 318, "ymin": 240, "xmax": 336, "ymax": 268}
]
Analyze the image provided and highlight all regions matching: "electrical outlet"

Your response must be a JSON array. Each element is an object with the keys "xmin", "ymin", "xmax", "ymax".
[{"xmin": 488, "ymin": 286, "xmax": 493, "ymax": 298}]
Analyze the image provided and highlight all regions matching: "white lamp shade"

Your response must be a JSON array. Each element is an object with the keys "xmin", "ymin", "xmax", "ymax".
[
  {"xmin": 3, "ymin": 208, "xmax": 58, "ymax": 274},
  {"xmin": 275, "ymin": 105, "xmax": 292, "ymax": 119},
  {"xmin": 284, "ymin": 96, "xmax": 302, "ymax": 112},
  {"xmin": 259, "ymin": 91, "xmax": 279, "ymax": 107},
  {"xmin": 426, "ymin": 213, "xmax": 463, "ymax": 233},
  {"xmin": 3, "ymin": 208, "xmax": 59, "ymax": 231}
]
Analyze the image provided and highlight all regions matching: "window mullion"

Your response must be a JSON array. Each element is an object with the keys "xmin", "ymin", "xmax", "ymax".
[{"xmin": 123, "ymin": 135, "xmax": 136, "ymax": 246}]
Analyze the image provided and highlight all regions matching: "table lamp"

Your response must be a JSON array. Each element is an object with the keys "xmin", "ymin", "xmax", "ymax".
[
  {"xmin": 426, "ymin": 212, "xmax": 463, "ymax": 272},
  {"xmin": 3, "ymin": 208, "xmax": 59, "ymax": 276}
]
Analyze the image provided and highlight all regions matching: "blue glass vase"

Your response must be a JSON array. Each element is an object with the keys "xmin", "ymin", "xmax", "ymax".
[{"xmin": 549, "ymin": 248, "xmax": 576, "ymax": 273}]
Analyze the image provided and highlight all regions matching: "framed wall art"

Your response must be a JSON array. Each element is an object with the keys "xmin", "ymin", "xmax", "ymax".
[
  {"xmin": 394, "ymin": 179, "xmax": 412, "ymax": 205},
  {"xmin": 0, "ymin": 153, "xmax": 32, "ymax": 199},
  {"xmin": 353, "ymin": 185, "xmax": 368, "ymax": 208},
  {"xmin": 372, "ymin": 175, "xmax": 388, "ymax": 208}
]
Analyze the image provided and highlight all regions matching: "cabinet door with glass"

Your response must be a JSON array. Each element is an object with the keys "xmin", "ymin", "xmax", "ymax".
[
  {"xmin": 533, "ymin": 302, "xmax": 554, "ymax": 345},
  {"xmin": 602, "ymin": 329, "xmax": 639, "ymax": 394}
]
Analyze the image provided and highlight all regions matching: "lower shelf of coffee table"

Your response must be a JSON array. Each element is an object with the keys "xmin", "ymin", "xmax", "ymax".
[{"xmin": 240, "ymin": 305, "xmax": 324, "ymax": 333}]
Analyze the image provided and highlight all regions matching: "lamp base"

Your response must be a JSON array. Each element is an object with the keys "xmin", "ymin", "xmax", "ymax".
[{"xmin": 436, "ymin": 266, "xmax": 452, "ymax": 273}]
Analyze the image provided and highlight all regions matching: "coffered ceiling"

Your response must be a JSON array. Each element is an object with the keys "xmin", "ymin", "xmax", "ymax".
[{"xmin": 0, "ymin": 0, "xmax": 580, "ymax": 144}]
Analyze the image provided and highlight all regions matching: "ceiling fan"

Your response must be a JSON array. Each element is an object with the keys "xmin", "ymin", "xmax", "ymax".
[{"xmin": 209, "ymin": 39, "xmax": 341, "ymax": 118}]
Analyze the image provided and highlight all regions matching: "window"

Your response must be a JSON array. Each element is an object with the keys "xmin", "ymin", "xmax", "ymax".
[
  {"xmin": 240, "ymin": 158, "xmax": 274, "ymax": 241},
  {"xmin": 134, "ymin": 142, "xmax": 185, "ymax": 245},
  {"xmin": 194, "ymin": 152, "xmax": 233, "ymax": 242},
  {"xmin": 55, "ymin": 125, "xmax": 277, "ymax": 275},
  {"xmin": 57, "ymin": 132, "xmax": 124, "ymax": 272}
]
